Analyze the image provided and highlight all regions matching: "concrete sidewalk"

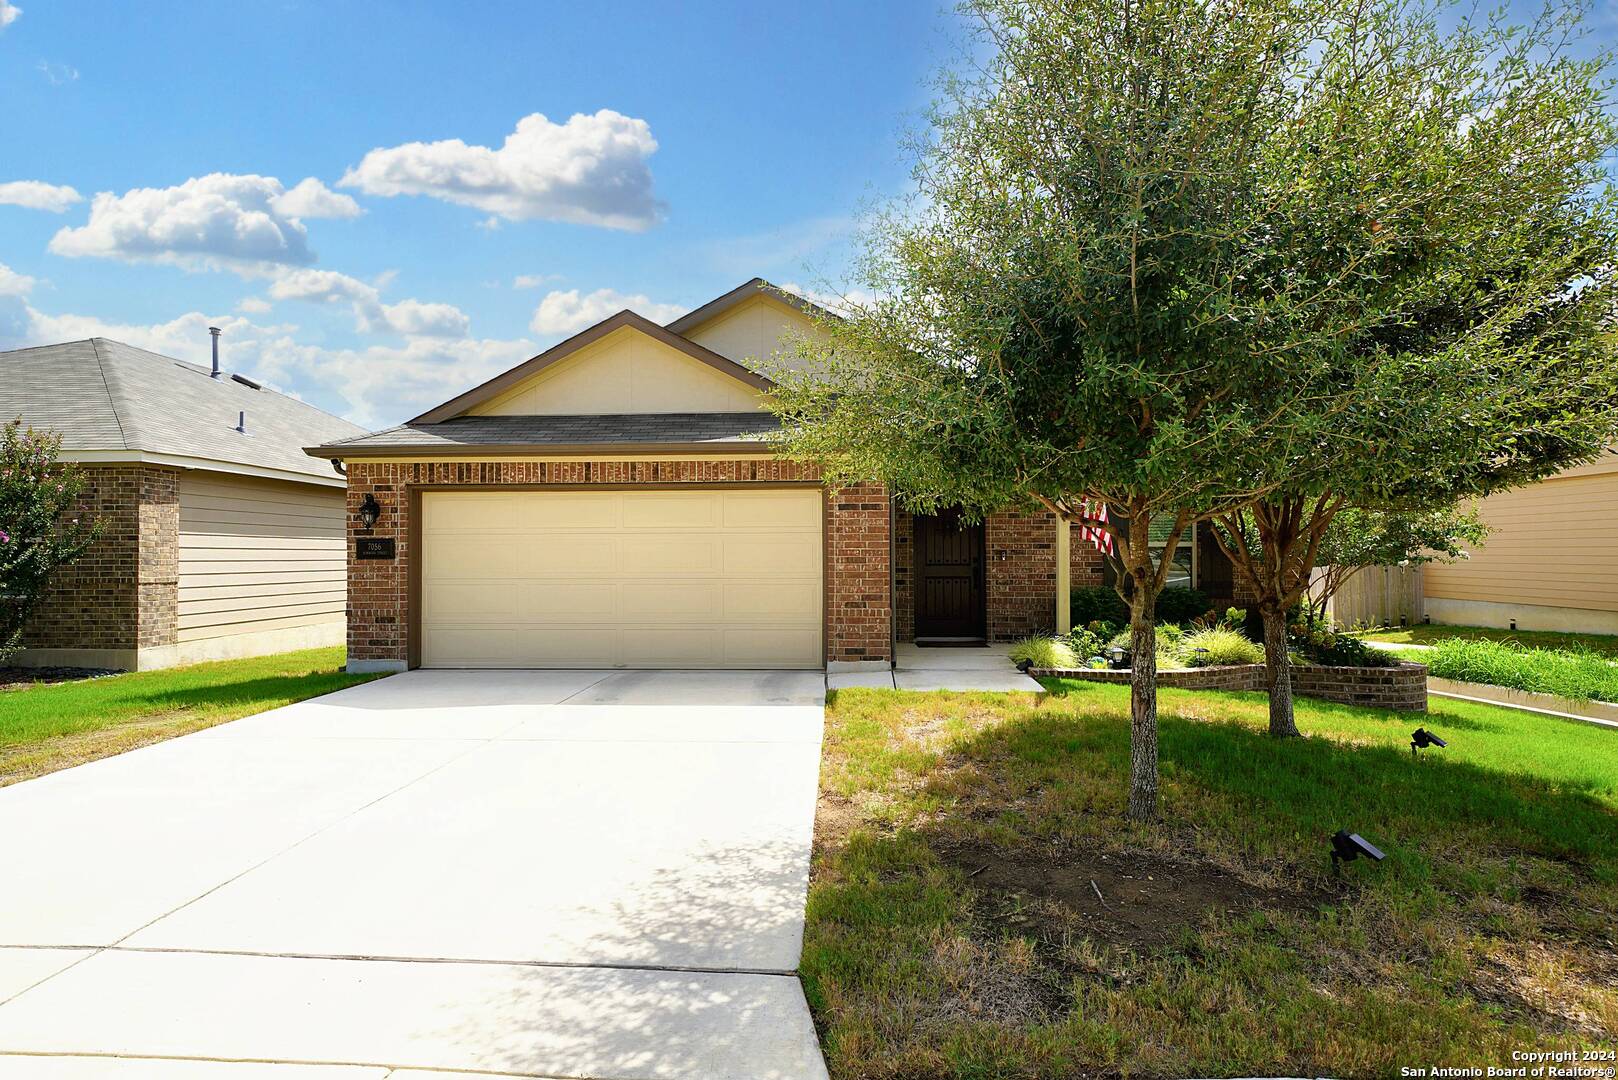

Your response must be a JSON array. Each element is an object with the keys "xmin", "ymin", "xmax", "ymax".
[
  {"xmin": 828, "ymin": 642, "xmax": 1047, "ymax": 692},
  {"xmin": 0, "ymin": 669, "xmax": 830, "ymax": 1079}
]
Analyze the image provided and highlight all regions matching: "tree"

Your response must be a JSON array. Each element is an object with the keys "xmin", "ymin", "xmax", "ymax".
[
  {"xmin": 1202, "ymin": 0, "xmax": 1618, "ymax": 737},
  {"xmin": 771, "ymin": 0, "xmax": 1368, "ymax": 821},
  {"xmin": 1304, "ymin": 506, "xmax": 1489, "ymax": 623},
  {"xmin": 0, "ymin": 421, "xmax": 99, "ymax": 663}
]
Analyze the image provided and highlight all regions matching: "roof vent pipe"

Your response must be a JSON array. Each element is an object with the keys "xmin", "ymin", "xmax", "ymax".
[
  {"xmin": 209, "ymin": 326, "xmax": 222, "ymax": 377},
  {"xmin": 235, "ymin": 410, "xmax": 246, "ymax": 434}
]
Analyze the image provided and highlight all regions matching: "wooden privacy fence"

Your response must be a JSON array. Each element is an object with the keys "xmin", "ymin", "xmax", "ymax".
[{"xmin": 1311, "ymin": 565, "xmax": 1424, "ymax": 628}]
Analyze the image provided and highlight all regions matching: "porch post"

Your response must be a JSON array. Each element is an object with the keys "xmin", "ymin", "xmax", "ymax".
[{"xmin": 1055, "ymin": 513, "xmax": 1071, "ymax": 634}]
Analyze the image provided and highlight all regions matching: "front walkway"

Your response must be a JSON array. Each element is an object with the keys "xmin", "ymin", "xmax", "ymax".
[
  {"xmin": 0, "ymin": 669, "xmax": 829, "ymax": 1079},
  {"xmin": 828, "ymin": 642, "xmax": 1046, "ymax": 692}
]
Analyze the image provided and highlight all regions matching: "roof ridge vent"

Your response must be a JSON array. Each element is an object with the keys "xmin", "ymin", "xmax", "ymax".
[{"xmin": 231, "ymin": 373, "xmax": 262, "ymax": 390}]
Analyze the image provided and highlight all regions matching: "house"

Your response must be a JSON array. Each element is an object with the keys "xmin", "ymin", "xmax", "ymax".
[
  {"xmin": 1421, "ymin": 453, "xmax": 1618, "ymax": 635},
  {"xmin": 313, "ymin": 279, "xmax": 1249, "ymax": 673},
  {"xmin": 1, "ymin": 336, "xmax": 367, "ymax": 670}
]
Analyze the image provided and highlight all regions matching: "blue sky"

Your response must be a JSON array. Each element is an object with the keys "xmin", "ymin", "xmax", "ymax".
[
  {"xmin": 3, "ymin": 2, "xmax": 1612, "ymax": 429},
  {"xmin": 0, "ymin": 1, "xmax": 957, "ymax": 425}
]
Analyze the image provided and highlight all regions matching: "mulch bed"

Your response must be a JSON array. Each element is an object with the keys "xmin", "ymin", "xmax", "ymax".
[{"xmin": 0, "ymin": 666, "xmax": 123, "ymax": 692}]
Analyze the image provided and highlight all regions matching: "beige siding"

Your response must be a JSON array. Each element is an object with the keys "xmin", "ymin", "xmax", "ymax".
[
  {"xmin": 1423, "ymin": 459, "xmax": 1618, "ymax": 616},
  {"xmin": 469, "ymin": 326, "xmax": 763, "ymax": 416},
  {"xmin": 178, "ymin": 473, "xmax": 346, "ymax": 643},
  {"xmin": 684, "ymin": 294, "xmax": 830, "ymax": 377}
]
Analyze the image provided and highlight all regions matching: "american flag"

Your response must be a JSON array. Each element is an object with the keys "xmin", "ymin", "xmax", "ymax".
[{"xmin": 1078, "ymin": 500, "xmax": 1114, "ymax": 555}]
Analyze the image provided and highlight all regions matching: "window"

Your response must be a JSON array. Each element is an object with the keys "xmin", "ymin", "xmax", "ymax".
[{"xmin": 1100, "ymin": 519, "xmax": 1197, "ymax": 589}]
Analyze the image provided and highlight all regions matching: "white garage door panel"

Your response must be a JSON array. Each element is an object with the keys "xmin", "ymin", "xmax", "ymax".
[{"xmin": 422, "ymin": 490, "xmax": 822, "ymax": 669}]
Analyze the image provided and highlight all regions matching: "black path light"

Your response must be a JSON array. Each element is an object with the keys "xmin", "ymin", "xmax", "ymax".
[
  {"xmin": 1330, "ymin": 830, "xmax": 1386, "ymax": 874},
  {"xmin": 357, "ymin": 493, "xmax": 382, "ymax": 532},
  {"xmin": 1410, "ymin": 728, "xmax": 1447, "ymax": 758}
]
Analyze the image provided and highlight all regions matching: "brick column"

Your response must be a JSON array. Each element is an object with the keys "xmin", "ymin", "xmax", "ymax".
[
  {"xmin": 985, "ymin": 509, "xmax": 1059, "ymax": 640},
  {"xmin": 825, "ymin": 482, "xmax": 893, "ymax": 666},
  {"xmin": 135, "ymin": 467, "xmax": 179, "ymax": 650},
  {"xmin": 345, "ymin": 462, "xmax": 408, "ymax": 671}
]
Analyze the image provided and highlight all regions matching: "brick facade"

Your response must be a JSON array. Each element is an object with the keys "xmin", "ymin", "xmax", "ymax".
[
  {"xmin": 23, "ymin": 464, "xmax": 179, "ymax": 655},
  {"xmin": 894, "ymin": 507, "xmax": 1109, "ymax": 644},
  {"xmin": 343, "ymin": 459, "xmax": 893, "ymax": 668}
]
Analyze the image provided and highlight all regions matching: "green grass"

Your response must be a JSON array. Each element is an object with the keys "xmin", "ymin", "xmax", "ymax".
[
  {"xmin": 1359, "ymin": 622, "xmax": 1618, "ymax": 658},
  {"xmin": 804, "ymin": 681, "xmax": 1618, "ymax": 1078},
  {"xmin": 1421, "ymin": 638, "xmax": 1618, "ymax": 704},
  {"xmin": 0, "ymin": 647, "xmax": 381, "ymax": 784}
]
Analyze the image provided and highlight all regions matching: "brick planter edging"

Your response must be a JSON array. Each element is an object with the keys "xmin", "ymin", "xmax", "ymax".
[{"xmin": 1030, "ymin": 660, "xmax": 1428, "ymax": 712}]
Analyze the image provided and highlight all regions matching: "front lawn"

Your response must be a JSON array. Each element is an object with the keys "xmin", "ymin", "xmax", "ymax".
[
  {"xmin": 1360, "ymin": 622, "xmax": 1618, "ymax": 658},
  {"xmin": 804, "ymin": 682, "xmax": 1618, "ymax": 1078},
  {"xmin": 0, "ymin": 647, "xmax": 381, "ymax": 785}
]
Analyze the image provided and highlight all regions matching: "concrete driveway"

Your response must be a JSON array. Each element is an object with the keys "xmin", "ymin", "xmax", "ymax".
[{"xmin": 0, "ymin": 669, "xmax": 830, "ymax": 1079}]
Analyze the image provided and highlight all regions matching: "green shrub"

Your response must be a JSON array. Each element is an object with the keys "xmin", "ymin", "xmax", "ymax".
[
  {"xmin": 1180, "ymin": 626, "xmax": 1265, "ymax": 667},
  {"xmin": 1063, "ymin": 624, "xmax": 1111, "ymax": 663},
  {"xmin": 1288, "ymin": 610, "xmax": 1396, "ymax": 667},
  {"xmin": 1424, "ymin": 639, "xmax": 1618, "ymax": 703},
  {"xmin": 1155, "ymin": 585, "xmax": 1212, "ymax": 625},
  {"xmin": 1007, "ymin": 636, "xmax": 1079, "ymax": 670},
  {"xmin": 1070, "ymin": 586, "xmax": 1128, "ymax": 626}
]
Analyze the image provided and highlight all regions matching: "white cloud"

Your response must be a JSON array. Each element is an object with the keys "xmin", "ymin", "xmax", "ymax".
[
  {"xmin": 0, "ymin": 180, "xmax": 83, "ymax": 212},
  {"xmin": 37, "ymin": 60, "xmax": 77, "ymax": 85},
  {"xmin": 266, "ymin": 268, "xmax": 469, "ymax": 338},
  {"xmin": 48, "ymin": 173, "xmax": 341, "ymax": 275},
  {"xmin": 341, "ymin": 110, "xmax": 664, "ymax": 230},
  {"xmin": 778, "ymin": 281, "xmax": 877, "ymax": 317},
  {"xmin": 379, "ymin": 298, "xmax": 470, "ymax": 338},
  {"xmin": 529, "ymin": 288, "xmax": 687, "ymax": 337},
  {"xmin": 474, "ymin": 215, "xmax": 502, "ymax": 231},
  {"xmin": 512, "ymin": 273, "xmax": 560, "ymax": 289},
  {"xmin": 270, "ymin": 177, "xmax": 362, "ymax": 221},
  {"xmin": 236, "ymin": 296, "xmax": 272, "ymax": 314},
  {"xmin": 248, "ymin": 333, "xmax": 537, "ymax": 427},
  {"xmin": 0, "ymin": 1, "xmax": 19, "ymax": 30},
  {"xmin": 0, "ymin": 262, "xmax": 36, "ymax": 297}
]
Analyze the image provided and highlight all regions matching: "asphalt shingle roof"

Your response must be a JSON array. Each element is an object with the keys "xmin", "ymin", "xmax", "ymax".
[
  {"xmin": 0, "ymin": 338, "xmax": 367, "ymax": 483},
  {"xmin": 315, "ymin": 412, "xmax": 782, "ymax": 454}
]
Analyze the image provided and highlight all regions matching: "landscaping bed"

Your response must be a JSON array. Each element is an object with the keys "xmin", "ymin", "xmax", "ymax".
[
  {"xmin": 805, "ymin": 682, "xmax": 1618, "ymax": 1077},
  {"xmin": 1359, "ymin": 623, "xmax": 1618, "ymax": 658},
  {"xmin": 0, "ymin": 647, "xmax": 382, "ymax": 785},
  {"xmin": 1421, "ymin": 637, "xmax": 1618, "ymax": 705},
  {"xmin": 1029, "ymin": 659, "xmax": 1429, "ymax": 711}
]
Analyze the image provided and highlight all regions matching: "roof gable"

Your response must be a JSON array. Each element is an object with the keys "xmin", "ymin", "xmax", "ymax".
[{"xmin": 411, "ymin": 310, "xmax": 772, "ymax": 424}]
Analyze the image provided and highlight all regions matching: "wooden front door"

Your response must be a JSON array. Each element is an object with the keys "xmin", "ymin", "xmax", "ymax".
[{"xmin": 914, "ymin": 510, "xmax": 986, "ymax": 641}]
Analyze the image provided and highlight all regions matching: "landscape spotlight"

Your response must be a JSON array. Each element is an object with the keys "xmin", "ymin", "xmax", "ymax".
[
  {"xmin": 1107, "ymin": 645, "xmax": 1128, "ymax": 670},
  {"xmin": 1410, "ymin": 728, "xmax": 1447, "ymax": 757},
  {"xmin": 1015, "ymin": 658, "xmax": 1034, "ymax": 673},
  {"xmin": 1330, "ymin": 829, "xmax": 1386, "ymax": 872}
]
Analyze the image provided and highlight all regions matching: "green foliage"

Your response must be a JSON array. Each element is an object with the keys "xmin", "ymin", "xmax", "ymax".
[
  {"xmin": 1424, "ymin": 639, "xmax": 1618, "ymax": 704},
  {"xmin": 1070, "ymin": 586, "xmax": 1128, "ymax": 627},
  {"xmin": 1155, "ymin": 586, "xmax": 1212, "ymax": 626},
  {"xmin": 0, "ymin": 421, "xmax": 99, "ymax": 662},
  {"xmin": 1179, "ymin": 626, "xmax": 1266, "ymax": 667},
  {"xmin": 1289, "ymin": 610, "xmax": 1397, "ymax": 668},
  {"xmin": 1062, "ymin": 622, "xmax": 1116, "ymax": 665},
  {"xmin": 1006, "ymin": 635, "xmax": 1079, "ymax": 670}
]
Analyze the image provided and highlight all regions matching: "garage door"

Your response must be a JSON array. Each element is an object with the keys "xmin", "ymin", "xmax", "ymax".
[{"xmin": 420, "ymin": 489, "xmax": 823, "ymax": 668}]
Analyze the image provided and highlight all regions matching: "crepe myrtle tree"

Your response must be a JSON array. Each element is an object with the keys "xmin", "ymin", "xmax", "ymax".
[
  {"xmin": 769, "ymin": 0, "xmax": 1390, "ymax": 822},
  {"xmin": 0, "ymin": 420, "xmax": 99, "ymax": 663},
  {"xmin": 1199, "ymin": 0, "xmax": 1618, "ymax": 737},
  {"xmin": 1303, "ymin": 508, "xmax": 1490, "ymax": 623}
]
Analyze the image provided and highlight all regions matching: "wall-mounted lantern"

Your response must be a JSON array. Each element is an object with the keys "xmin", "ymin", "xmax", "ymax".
[{"xmin": 357, "ymin": 493, "xmax": 382, "ymax": 532}]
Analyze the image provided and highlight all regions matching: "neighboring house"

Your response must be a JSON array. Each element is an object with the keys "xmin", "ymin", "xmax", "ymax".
[
  {"xmin": 313, "ymin": 278, "xmax": 1240, "ymax": 673},
  {"xmin": 1422, "ymin": 453, "xmax": 1618, "ymax": 634},
  {"xmin": 1, "ymin": 337, "xmax": 367, "ymax": 670}
]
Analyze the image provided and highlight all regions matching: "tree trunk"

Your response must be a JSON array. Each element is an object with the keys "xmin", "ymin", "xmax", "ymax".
[
  {"xmin": 1126, "ymin": 587, "xmax": 1159, "ymax": 821},
  {"xmin": 1261, "ymin": 604, "xmax": 1300, "ymax": 738}
]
